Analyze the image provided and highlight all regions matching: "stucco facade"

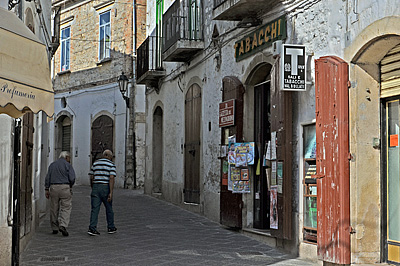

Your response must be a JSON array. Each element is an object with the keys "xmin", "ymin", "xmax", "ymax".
[
  {"xmin": 51, "ymin": 0, "xmax": 147, "ymax": 188},
  {"xmin": 142, "ymin": 0, "xmax": 400, "ymax": 264}
]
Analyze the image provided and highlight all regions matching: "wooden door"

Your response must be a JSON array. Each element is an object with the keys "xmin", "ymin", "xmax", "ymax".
[
  {"xmin": 184, "ymin": 84, "xmax": 201, "ymax": 203},
  {"xmin": 220, "ymin": 76, "xmax": 244, "ymax": 228},
  {"xmin": 315, "ymin": 56, "xmax": 350, "ymax": 264},
  {"xmin": 20, "ymin": 112, "xmax": 34, "ymax": 237},
  {"xmin": 91, "ymin": 115, "xmax": 114, "ymax": 163}
]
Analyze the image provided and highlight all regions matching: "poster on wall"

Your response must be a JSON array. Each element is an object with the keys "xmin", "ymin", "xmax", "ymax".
[
  {"xmin": 270, "ymin": 186, "xmax": 278, "ymax": 229},
  {"xmin": 228, "ymin": 166, "xmax": 233, "ymax": 191},
  {"xmin": 230, "ymin": 167, "xmax": 241, "ymax": 181},
  {"xmin": 241, "ymin": 168, "xmax": 249, "ymax": 181},
  {"xmin": 271, "ymin": 132, "xmax": 277, "ymax": 160},
  {"xmin": 234, "ymin": 142, "xmax": 255, "ymax": 165},
  {"xmin": 228, "ymin": 135, "xmax": 236, "ymax": 149},
  {"xmin": 277, "ymin": 161, "xmax": 283, "ymax": 193},
  {"xmin": 271, "ymin": 161, "xmax": 277, "ymax": 186},
  {"xmin": 232, "ymin": 180, "xmax": 250, "ymax": 194}
]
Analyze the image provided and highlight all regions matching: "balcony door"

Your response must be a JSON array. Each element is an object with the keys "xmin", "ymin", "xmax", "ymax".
[{"xmin": 188, "ymin": 0, "xmax": 201, "ymax": 40}]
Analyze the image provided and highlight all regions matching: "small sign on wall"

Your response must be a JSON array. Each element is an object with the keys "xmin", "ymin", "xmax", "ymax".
[
  {"xmin": 219, "ymin": 99, "xmax": 235, "ymax": 127},
  {"xmin": 281, "ymin": 44, "xmax": 306, "ymax": 91}
]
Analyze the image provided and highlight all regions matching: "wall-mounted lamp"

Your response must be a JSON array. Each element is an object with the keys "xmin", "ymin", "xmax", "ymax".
[
  {"xmin": 118, "ymin": 72, "xmax": 130, "ymax": 108},
  {"xmin": 237, "ymin": 17, "xmax": 261, "ymax": 28}
]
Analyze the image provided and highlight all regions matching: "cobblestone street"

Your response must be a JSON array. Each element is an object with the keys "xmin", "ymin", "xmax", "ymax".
[{"xmin": 20, "ymin": 186, "xmax": 317, "ymax": 266}]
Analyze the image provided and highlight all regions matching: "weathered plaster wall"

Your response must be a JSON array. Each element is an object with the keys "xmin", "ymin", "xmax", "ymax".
[
  {"xmin": 53, "ymin": 0, "xmax": 133, "ymax": 88},
  {"xmin": 50, "ymin": 84, "xmax": 127, "ymax": 188},
  {"xmin": 0, "ymin": 115, "xmax": 13, "ymax": 266}
]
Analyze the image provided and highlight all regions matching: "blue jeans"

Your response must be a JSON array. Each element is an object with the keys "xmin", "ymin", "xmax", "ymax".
[{"xmin": 89, "ymin": 184, "xmax": 115, "ymax": 230}]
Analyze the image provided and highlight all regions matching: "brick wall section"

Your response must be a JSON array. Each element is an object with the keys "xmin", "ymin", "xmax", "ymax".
[
  {"xmin": 136, "ymin": 0, "xmax": 147, "ymax": 48},
  {"xmin": 53, "ymin": 0, "xmax": 134, "ymax": 92}
]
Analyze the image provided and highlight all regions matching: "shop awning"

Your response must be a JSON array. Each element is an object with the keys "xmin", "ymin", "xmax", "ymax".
[{"xmin": 0, "ymin": 8, "xmax": 54, "ymax": 118}]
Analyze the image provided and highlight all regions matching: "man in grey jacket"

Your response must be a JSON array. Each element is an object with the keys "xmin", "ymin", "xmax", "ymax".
[{"xmin": 45, "ymin": 151, "xmax": 76, "ymax": 236}]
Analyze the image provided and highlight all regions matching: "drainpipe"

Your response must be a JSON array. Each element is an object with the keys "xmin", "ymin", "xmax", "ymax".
[
  {"xmin": 12, "ymin": 119, "xmax": 21, "ymax": 266},
  {"xmin": 133, "ymin": 0, "xmax": 137, "ymax": 188}
]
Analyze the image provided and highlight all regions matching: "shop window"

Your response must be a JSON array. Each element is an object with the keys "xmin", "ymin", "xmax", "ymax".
[{"xmin": 303, "ymin": 123, "xmax": 317, "ymax": 243}]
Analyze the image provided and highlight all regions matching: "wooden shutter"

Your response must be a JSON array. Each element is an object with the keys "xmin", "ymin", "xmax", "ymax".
[
  {"xmin": 315, "ymin": 56, "xmax": 350, "ymax": 264},
  {"xmin": 220, "ymin": 76, "xmax": 244, "ymax": 228},
  {"xmin": 381, "ymin": 44, "xmax": 400, "ymax": 98}
]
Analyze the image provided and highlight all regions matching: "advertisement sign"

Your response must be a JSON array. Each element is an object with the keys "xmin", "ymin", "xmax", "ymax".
[
  {"xmin": 219, "ymin": 100, "xmax": 235, "ymax": 127},
  {"xmin": 234, "ymin": 16, "xmax": 287, "ymax": 62},
  {"xmin": 281, "ymin": 44, "xmax": 306, "ymax": 91},
  {"xmin": 270, "ymin": 186, "xmax": 278, "ymax": 229}
]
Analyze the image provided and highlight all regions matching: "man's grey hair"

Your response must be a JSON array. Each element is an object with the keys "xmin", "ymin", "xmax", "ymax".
[
  {"xmin": 103, "ymin": 149, "xmax": 113, "ymax": 157},
  {"xmin": 59, "ymin": 151, "xmax": 71, "ymax": 159}
]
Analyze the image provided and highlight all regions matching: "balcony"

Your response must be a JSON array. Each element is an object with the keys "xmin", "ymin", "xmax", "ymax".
[
  {"xmin": 213, "ymin": 0, "xmax": 284, "ymax": 21},
  {"xmin": 137, "ymin": 36, "xmax": 165, "ymax": 87},
  {"xmin": 162, "ymin": 0, "xmax": 204, "ymax": 62}
]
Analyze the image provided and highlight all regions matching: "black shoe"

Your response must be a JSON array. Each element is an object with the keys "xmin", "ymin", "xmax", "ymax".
[
  {"xmin": 52, "ymin": 230, "xmax": 58, "ymax": 234},
  {"xmin": 59, "ymin": 226, "xmax": 69, "ymax": 236},
  {"xmin": 87, "ymin": 229, "xmax": 100, "ymax": 236},
  {"xmin": 108, "ymin": 227, "xmax": 117, "ymax": 234}
]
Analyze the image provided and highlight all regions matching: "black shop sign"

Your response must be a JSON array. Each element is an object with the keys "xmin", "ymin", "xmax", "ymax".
[{"xmin": 281, "ymin": 44, "xmax": 306, "ymax": 91}]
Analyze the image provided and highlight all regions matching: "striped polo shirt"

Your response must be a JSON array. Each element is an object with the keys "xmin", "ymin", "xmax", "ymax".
[{"xmin": 89, "ymin": 158, "xmax": 116, "ymax": 184}]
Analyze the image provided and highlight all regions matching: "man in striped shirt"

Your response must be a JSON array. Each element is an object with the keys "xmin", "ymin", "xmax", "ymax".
[{"xmin": 87, "ymin": 149, "xmax": 117, "ymax": 236}]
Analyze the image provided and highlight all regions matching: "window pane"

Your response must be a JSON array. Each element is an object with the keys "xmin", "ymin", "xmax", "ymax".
[
  {"xmin": 61, "ymin": 27, "xmax": 70, "ymax": 71},
  {"xmin": 100, "ymin": 12, "xmax": 110, "ymax": 25},
  {"xmin": 388, "ymin": 100, "xmax": 400, "ymax": 241},
  {"xmin": 304, "ymin": 124, "xmax": 316, "ymax": 159},
  {"xmin": 304, "ymin": 196, "xmax": 317, "ymax": 228}
]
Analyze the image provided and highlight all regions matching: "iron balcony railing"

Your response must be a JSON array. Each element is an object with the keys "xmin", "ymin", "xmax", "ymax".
[
  {"xmin": 137, "ymin": 35, "xmax": 163, "ymax": 80},
  {"xmin": 162, "ymin": 0, "xmax": 203, "ymax": 54}
]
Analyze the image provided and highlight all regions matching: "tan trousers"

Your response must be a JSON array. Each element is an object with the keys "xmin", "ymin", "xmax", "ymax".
[{"xmin": 49, "ymin": 184, "xmax": 72, "ymax": 230}]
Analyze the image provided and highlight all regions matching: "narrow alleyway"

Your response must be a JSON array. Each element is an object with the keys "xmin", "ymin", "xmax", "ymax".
[{"xmin": 20, "ymin": 186, "xmax": 316, "ymax": 266}]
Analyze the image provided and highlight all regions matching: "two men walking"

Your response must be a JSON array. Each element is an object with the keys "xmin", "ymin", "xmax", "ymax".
[{"xmin": 45, "ymin": 150, "xmax": 117, "ymax": 237}]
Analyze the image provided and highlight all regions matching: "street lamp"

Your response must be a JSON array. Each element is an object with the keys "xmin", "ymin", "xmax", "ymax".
[{"xmin": 118, "ymin": 72, "xmax": 129, "ymax": 108}]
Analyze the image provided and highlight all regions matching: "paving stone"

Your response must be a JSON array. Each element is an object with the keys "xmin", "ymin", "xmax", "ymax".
[{"xmin": 20, "ymin": 186, "xmax": 317, "ymax": 266}]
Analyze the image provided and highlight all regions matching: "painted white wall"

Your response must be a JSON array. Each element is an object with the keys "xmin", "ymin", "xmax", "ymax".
[
  {"xmin": 50, "ymin": 83, "xmax": 127, "ymax": 188},
  {"xmin": 0, "ymin": 115, "xmax": 13, "ymax": 265}
]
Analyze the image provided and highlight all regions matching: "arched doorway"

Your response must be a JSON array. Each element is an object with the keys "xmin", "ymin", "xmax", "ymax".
[
  {"xmin": 55, "ymin": 114, "xmax": 72, "ymax": 158},
  {"xmin": 184, "ymin": 83, "xmax": 201, "ymax": 204},
  {"xmin": 153, "ymin": 106, "xmax": 163, "ymax": 194},
  {"xmin": 348, "ymin": 30, "xmax": 400, "ymax": 264},
  {"xmin": 91, "ymin": 115, "xmax": 114, "ymax": 163},
  {"xmin": 247, "ymin": 63, "xmax": 272, "ymax": 229},
  {"xmin": 381, "ymin": 43, "xmax": 400, "ymax": 265}
]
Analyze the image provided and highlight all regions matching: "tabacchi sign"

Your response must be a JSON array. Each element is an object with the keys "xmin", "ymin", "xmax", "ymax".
[
  {"xmin": 281, "ymin": 44, "xmax": 306, "ymax": 91},
  {"xmin": 234, "ymin": 16, "xmax": 286, "ymax": 62},
  {"xmin": 219, "ymin": 99, "xmax": 235, "ymax": 127}
]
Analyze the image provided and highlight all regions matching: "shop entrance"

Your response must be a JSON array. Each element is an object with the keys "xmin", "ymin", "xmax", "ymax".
[
  {"xmin": 385, "ymin": 98, "xmax": 400, "ymax": 264},
  {"xmin": 253, "ymin": 82, "xmax": 270, "ymax": 229},
  {"xmin": 382, "ymin": 44, "xmax": 400, "ymax": 264}
]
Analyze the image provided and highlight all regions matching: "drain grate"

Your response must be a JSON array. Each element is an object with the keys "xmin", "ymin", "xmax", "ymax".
[
  {"xmin": 39, "ymin": 256, "xmax": 67, "ymax": 262},
  {"xmin": 237, "ymin": 251, "xmax": 263, "ymax": 256}
]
